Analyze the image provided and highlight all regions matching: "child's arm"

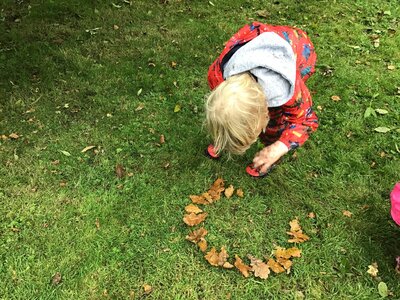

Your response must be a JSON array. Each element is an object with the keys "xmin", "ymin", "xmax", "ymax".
[{"xmin": 253, "ymin": 141, "xmax": 288, "ymax": 173}]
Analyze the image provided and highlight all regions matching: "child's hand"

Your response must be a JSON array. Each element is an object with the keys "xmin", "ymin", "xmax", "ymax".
[{"xmin": 252, "ymin": 141, "xmax": 289, "ymax": 174}]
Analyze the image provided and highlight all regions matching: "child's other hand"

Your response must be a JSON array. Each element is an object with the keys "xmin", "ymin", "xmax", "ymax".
[{"xmin": 252, "ymin": 141, "xmax": 289, "ymax": 174}]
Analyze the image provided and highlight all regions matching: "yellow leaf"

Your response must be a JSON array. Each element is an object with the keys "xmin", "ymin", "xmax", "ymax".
[
  {"xmin": 224, "ymin": 185, "xmax": 234, "ymax": 199},
  {"xmin": 81, "ymin": 145, "xmax": 96, "ymax": 153},
  {"xmin": 184, "ymin": 204, "xmax": 203, "ymax": 214},
  {"xmin": 331, "ymin": 95, "xmax": 341, "ymax": 102},
  {"xmin": 174, "ymin": 104, "xmax": 181, "ymax": 112}
]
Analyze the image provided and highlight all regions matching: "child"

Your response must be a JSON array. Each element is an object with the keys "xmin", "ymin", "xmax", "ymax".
[{"xmin": 205, "ymin": 22, "xmax": 319, "ymax": 177}]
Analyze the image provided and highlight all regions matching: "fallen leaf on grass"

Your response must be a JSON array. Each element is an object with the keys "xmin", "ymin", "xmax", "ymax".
[
  {"xmin": 183, "ymin": 212, "xmax": 208, "ymax": 226},
  {"xmin": 189, "ymin": 178, "xmax": 225, "ymax": 204},
  {"xmin": 189, "ymin": 194, "xmax": 210, "ymax": 205},
  {"xmin": 276, "ymin": 257, "xmax": 293, "ymax": 272},
  {"xmin": 308, "ymin": 212, "xmax": 316, "ymax": 219},
  {"xmin": 367, "ymin": 262, "xmax": 378, "ymax": 277},
  {"xmin": 266, "ymin": 258, "xmax": 285, "ymax": 274},
  {"xmin": 95, "ymin": 218, "xmax": 100, "ymax": 230},
  {"xmin": 143, "ymin": 284, "xmax": 152, "ymax": 294},
  {"xmin": 51, "ymin": 272, "xmax": 62, "ymax": 285},
  {"xmin": 174, "ymin": 104, "xmax": 181, "ymax": 112},
  {"xmin": 171, "ymin": 61, "xmax": 177, "ymax": 68},
  {"xmin": 197, "ymin": 238, "xmax": 208, "ymax": 252},
  {"xmin": 236, "ymin": 189, "xmax": 244, "ymax": 197},
  {"xmin": 374, "ymin": 127, "xmax": 391, "ymax": 133},
  {"xmin": 81, "ymin": 145, "xmax": 96, "ymax": 153},
  {"xmin": 378, "ymin": 282, "xmax": 388, "ymax": 298},
  {"xmin": 186, "ymin": 227, "xmax": 208, "ymax": 243},
  {"xmin": 387, "ymin": 65, "xmax": 395, "ymax": 70},
  {"xmin": 274, "ymin": 247, "xmax": 302, "ymax": 259},
  {"xmin": 135, "ymin": 103, "xmax": 145, "ymax": 111},
  {"xmin": 160, "ymin": 134, "xmax": 165, "ymax": 144},
  {"xmin": 287, "ymin": 219, "xmax": 310, "ymax": 243},
  {"xmin": 342, "ymin": 210, "xmax": 353, "ymax": 217},
  {"xmin": 60, "ymin": 150, "xmax": 71, "ymax": 157},
  {"xmin": 224, "ymin": 185, "xmax": 234, "ymax": 199},
  {"xmin": 248, "ymin": 255, "xmax": 270, "ymax": 279},
  {"xmin": 115, "ymin": 164, "xmax": 125, "ymax": 178},
  {"xmin": 8, "ymin": 133, "xmax": 19, "ymax": 139},
  {"xmin": 331, "ymin": 95, "xmax": 341, "ymax": 102},
  {"xmin": 234, "ymin": 255, "xmax": 252, "ymax": 277},
  {"xmin": 185, "ymin": 204, "xmax": 203, "ymax": 214},
  {"xmin": 205, "ymin": 247, "xmax": 233, "ymax": 268}
]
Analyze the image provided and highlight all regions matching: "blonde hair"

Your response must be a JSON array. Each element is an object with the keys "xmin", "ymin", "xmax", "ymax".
[{"xmin": 206, "ymin": 72, "xmax": 269, "ymax": 155}]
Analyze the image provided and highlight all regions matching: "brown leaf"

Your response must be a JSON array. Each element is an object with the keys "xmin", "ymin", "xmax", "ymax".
[
  {"xmin": 287, "ymin": 231, "xmax": 310, "ymax": 243},
  {"xmin": 204, "ymin": 247, "xmax": 219, "ymax": 266},
  {"xmin": 81, "ymin": 145, "xmax": 96, "ymax": 153},
  {"xmin": 274, "ymin": 247, "xmax": 302, "ymax": 259},
  {"xmin": 135, "ymin": 103, "xmax": 145, "ymax": 111},
  {"xmin": 186, "ymin": 227, "xmax": 208, "ymax": 243},
  {"xmin": 266, "ymin": 258, "xmax": 285, "ymax": 274},
  {"xmin": 189, "ymin": 194, "xmax": 210, "ymax": 205},
  {"xmin": 331, "ymin": 95, "xmax": 341, "ymax": 102},
  {"xmin": 160, "ymin": 134, "xmax": 165, "ymax": 144},
  {"xmin": 234, "ymin": 255, "xmax": 252, "ymax": 277},
  {"xmin": 95, "ymin": 218, "xmax": 100, "ymax": 230},
  {"xmin": 115, "ymin": 164, "xmax": 125, "ymax": 179},
  {"xmin": 248, "ymin": 255, "xmax": 270, "ymax": 279},
  {"xmin": 276, "ymin": 257, "xmax": 293, "ymax": 271},
  {"xmin": 51, "ymin": 272, "xmax": 62, "ymax": 285},
  {"xmin": 9, "ymin": 133, "xmax": 19, "ymax": 139},
  {"xmin": 185, "ymin": 204, "xmax": 203, "ymax": 214},
  {"xmin": 143, "ymin": 284, "xmax": 153, "ymax": 294},
  {"xmin": 171, "ymin": 61, "xmax": 177, "ymax": 68},
  {"xmin": 287, "ymin": 219, "xmax": 310, "ymax": 243},
  {"xmin": 367, "ymin": 262, "xmax": 378, "ymax": 277},
  {"xmin": 342, "ymin": 210, "xmax": 353, "ymax": 217},
  {"xmin": 222, "ymin": 261, "xmax": 234, "ymax": 269},
  {"xmin": 236, "ymin": 188, "xmax": 244, "ymax": 198},
  {"xmin": 307, "ymin": 212, "xmax": 316, "ymax": 219},
  {"xmin": 197, "ymin": 238, "xmax": 208, "ymax": 252},
  {"xmin": 224, "ymin": 185, "xmax": 234, "ymax": 199},
  {"xmin": 183, "ymin": 212, "xmax": 208, "ymax": 226},
  {"xmin": 202, "ymin": 192, "xmax": 213, "ymax": 203}
]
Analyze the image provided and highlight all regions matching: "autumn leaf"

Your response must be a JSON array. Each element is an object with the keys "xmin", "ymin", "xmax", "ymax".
[
  {"xmin": 274, "ymin": 247, "xmax": 301, "ymax": 259},
  {"xmin": 331, "ymin": 95, "xmax": 341, "ymax": 102},
  {"xmin": 205, "ymin": 247, "xmax": 219, "ymax": 266},
  {"xmin": 174, "ymin": 104, "xmax": 181, "ymax": 112},
  {"xmin": 266, "ymin": 258, "xmax": 285, "ymax": 274},
  {"xmin": 276, "ymin": 257, "xmax": 293, "ymax": 271},
  {"xmin": 197, "ymin": 238, "xmax": 208, "ymax": 252},
  {"xmin": 224, "ymin": 185, "xmax": 234, "ymax": 199},
  {"xmin": 135, "ymin": 103, "xmax": 145, "ymax": 111},
  {"xmin": 248, "ymin": 255, "xmax": 270, "ymax": 279},
  {"xmin": 236, "ymin": 189, "xmax": 244, "ymax": 198},
  {"xmin": 186, "ymin": 227, "xmax": 208, "ymax": 243},
  {"xmin": 51, "ymin": 272, "xmax": 62, "ymax": 285},
  {"xmin": 367, "ymin": 262, "xmax": 378, "ymax": 277},
  {"xmin": 234, "ymin": 255, "xmax": 252, "ymax": 277},
  {"xmin": 208, "ymin": 178, "xmax": 225, "ymax": 201},
  {"xmin": 183, "ymin": 212, "xmax": 208, "ymax": 226},
  {"xmin": 115, "ymin": 164, "xmax": 125, "ymax": 179},
  {"xmin": 143, "ymin": 284, "xmax": 152, "ymax": 294},
  {"xmin": 8, "ymin": 133, "xmax": 19, "ymax": 139},
  {"xmin": 287, "ymin": 219, "xmax": 310, "ymax": 243},
  {"xmin": 189, "ymin": 194, "xmax": 210, "ymax": 205},
  {"xmin": 171, "ymin": 61, "xmax": 177, "ymax": 68},
  {"xmin": 185, "ymin": 204, "xmax": 203, "ymax": 214},
  {"xmin": 202, "ymin": 192, "xmax": 213, "ymax": 203},
  {"xmin": 308, "ymin": 212, "xmax": 316, "ymax": 219},
  {"xmin": 342, "ymin": 210, "xmax": 353, "ymax": 217},
  {"xmin": 160, "ymin": 134, "xmax": 165, "ymax": 144},
  {"xmin": 81, "ymin": 145, "xmax": 96, "ymax": 153}
]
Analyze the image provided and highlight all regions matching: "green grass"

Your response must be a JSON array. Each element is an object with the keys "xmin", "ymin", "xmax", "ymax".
[{"xmin": 1, "ymin": 0, "xmax": 399, "ymax": 299}]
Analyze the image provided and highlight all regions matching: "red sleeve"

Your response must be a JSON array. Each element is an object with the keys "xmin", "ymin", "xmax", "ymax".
[{"xmin": 277, "ymin": 79, "xmax": 318, "ymax": 150}]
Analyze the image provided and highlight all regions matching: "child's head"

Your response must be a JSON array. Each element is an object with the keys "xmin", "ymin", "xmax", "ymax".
[{"xmin": 205, "ymin": 72, "xmax": 268, "ymax": 155}]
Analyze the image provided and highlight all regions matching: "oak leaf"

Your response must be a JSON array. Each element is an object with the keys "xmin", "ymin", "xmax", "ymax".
[
  {"xmin": 266, "ymin": 258, "xmax": 285, "ymax": 274},
  {"xmin": 248, "ymin": 255, "xmax": 270, "ymax": 279},
  {"xmin": 183, "ymin": 212, "xmax": 208, "ymax": 226},
  {"xmin": 205, "ymin": 247, "xmax": 232, "ymax": 267},
  {"xmin": 185, "ymin": 204, "xmax": 203, "ymax": 214},
  {"xmin": 342, "ymin": 210, "xmax": 353, "ymax": 217},
  {"xmin": 197, "ymin": 238, "xmax": 208, "ymax": 252},
  {"xmin": 189, "ymin": 195, "xmax": 209, "ymax": 205},
  {"xmin": 236, "ymin": 189, "xmax": 244, "ymax": 198},
  {"xmin": 186, "ymin": 227, "xmax": 208, "ymax": 243},
  {"xmin": 277, "ymin": 257, "xmax": 293, "ymax": 271},
  {"xmin": 367, "ymin": 262, "xmax": 378, "ymax": 277},
  {"xmin": 224, "ymin": 185, "xmax": 234, "ymax": 199},
  {"xmin": 234, "ymin": 255, "xmax": 252, "ymax": 277},
  {"xmin": 287, "ymin": 219, "xmax": 310, "ymax": 243},
  {"xmin": 274, "ymin": 247, "xmax": 302, "ymax": 259}
]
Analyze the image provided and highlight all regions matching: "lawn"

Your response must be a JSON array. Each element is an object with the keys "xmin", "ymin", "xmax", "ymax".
[{"xmin": 0, "ymin": 0, "xmax": 399, "ymax": 299}]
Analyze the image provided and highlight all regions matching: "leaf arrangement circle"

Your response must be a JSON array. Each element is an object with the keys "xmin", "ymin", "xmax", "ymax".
[{"xmin": 183, "ymin": 178, "xmax": 310, "ymax": 279}]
